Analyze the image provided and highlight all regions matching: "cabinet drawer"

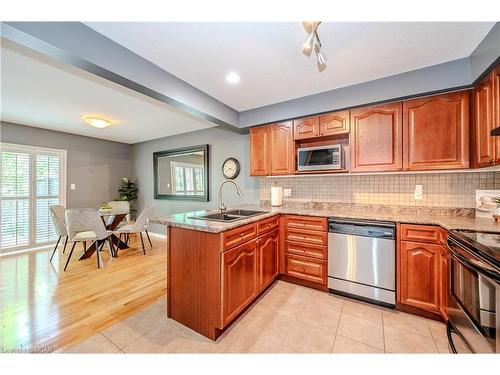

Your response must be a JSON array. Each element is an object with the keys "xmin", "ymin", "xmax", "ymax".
[
  {"xmin": 258, "ymin": 215, "xmax": 279, "ymax": 235},
  {"xmin": 285, "ymin": 228, "xmax": 327, "ymax": 246},
  {"xmin": 223, "ymin": 223, "xmax": 258, "ymax": 250},
  {"xmin": 285, "ymin": 240, "xmax": 327, "ymax": 260},
  {"xmin": 285, "ymin": 253, "xmax": 327, "ymax": 285},
  {"xmin": 400, "ymin": 224, "xmax": 444, "ymax": 245},
  {"xmin": 283, "ymin": 215, "xmax": 327, "ymax": 232}
]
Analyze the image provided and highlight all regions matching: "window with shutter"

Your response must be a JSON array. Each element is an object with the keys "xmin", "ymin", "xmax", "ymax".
[{"xmin": 0, "ymin": 144, "xmax": 66, "ymax": 253}]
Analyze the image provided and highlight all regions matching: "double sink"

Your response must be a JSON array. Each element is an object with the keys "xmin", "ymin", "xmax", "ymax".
[{"xmin": 189, "ymin": 209, "xmax": 267, "ymax": 222}]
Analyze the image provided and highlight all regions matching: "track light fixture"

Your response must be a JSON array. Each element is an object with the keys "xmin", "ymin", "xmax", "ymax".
[{"xmin": 302, "ymin": 21, "xmax": 327, "ymax": 72}]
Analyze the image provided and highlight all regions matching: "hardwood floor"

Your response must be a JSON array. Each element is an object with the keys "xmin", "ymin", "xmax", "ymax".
[{"xmin": 0, "ymin": 234, "xmax": 167, "ymax": 352}]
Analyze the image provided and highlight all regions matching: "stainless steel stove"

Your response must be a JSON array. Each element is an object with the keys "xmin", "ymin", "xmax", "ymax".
[{"xmin": 446, "ymin": 230, "xmax": 500, "ymax": 353}]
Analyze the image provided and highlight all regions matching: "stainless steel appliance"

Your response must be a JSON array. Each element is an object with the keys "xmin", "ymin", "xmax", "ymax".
[
  {"xmin": 297, "ymin": 144, "xmax": 343, "ymax": 171},
  {"xmin": 446, "ymin": 230, "xmax": 500, "ymax": 353},
  {"xmin": 328, "ymin": 218, "xmax": 396, "ymax": 307}
]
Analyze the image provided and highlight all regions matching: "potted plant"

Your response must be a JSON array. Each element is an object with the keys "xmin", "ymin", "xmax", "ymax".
[{"xmin": 116, "ymin": 177, "xmax": 138, "ymax": 216}]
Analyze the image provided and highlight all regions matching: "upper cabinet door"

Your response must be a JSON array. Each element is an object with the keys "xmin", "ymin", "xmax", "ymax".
[
  {"xmin": 403, "ymin": 91, "xmax": 469, "ymax": 171},
  {"xmin": 472, "ymin": 75, "xmax": 495, "ymax": 168},
  {"xmin": 319, "ymin": 110, "xmax": 350, "ymax": 136},
  {"xmin": 350, "ymin": 102, "xmax": 403, "ymax": 172},
  {"xmin": 270, "ymin": 121, "xmax": 295, "ymax": 175},
  {"xmin": 493, "ymin": 66, "xmax": 500, "ymax": 164},
  {"xmin": 293, "ymin": 116, "xmax": 319, "ymax": 140},
  {"xmin": 249, "ymin": 125, "xmax": 270, "ymax": 176}
]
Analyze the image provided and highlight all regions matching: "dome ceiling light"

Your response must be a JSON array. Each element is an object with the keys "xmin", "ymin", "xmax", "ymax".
[{"xmin": 302, "ymin": 21, "xmax": 327, "ymax": 72}]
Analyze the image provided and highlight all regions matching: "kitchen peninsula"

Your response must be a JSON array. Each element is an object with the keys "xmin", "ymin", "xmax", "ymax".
[{"xmin": 152, "ymin": 203, "xmax": 500, "ymax": 340}]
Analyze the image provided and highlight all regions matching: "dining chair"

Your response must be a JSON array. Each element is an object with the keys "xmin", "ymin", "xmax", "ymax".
[
  {"xmin": 115, "ymin": 204, "xmax": 154, "ymax": 255},
  {"xmin": 49, "ymin": 205, "xmax": 68, "ymax": 262},
  {"xmin": 64, "ymin": 208, "xmax": 115, "ymax": 271},
  {"xmin": 106, "ymin": 201, "xmax": 131, "ymax": 223}
]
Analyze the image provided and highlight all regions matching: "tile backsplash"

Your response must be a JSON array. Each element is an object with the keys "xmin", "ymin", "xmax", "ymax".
[{"xmin": 260, "ymin": 172, "xmax": 500, "ymax": 208}]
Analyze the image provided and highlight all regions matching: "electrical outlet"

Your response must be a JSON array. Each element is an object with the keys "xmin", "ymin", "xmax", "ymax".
[
  {"xmin": 70, "ymin": 184, "xmax": 76, "ymax": 190},
  {"xmin": 414, "ymin": 185, "xmax": 423, "ymax": 200},
  {"xmin": 283, "ymin": 188, "xmax": 292, "ymax": 197}
]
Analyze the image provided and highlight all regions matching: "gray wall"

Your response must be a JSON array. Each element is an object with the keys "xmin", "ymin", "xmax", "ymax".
[
  {"xmin": 1, "ymin": 121, "xmax": 133, "ymax": 208},
  {"xmin": 132, "ymin": 126, "xmax": 260, "ymax": 234}
]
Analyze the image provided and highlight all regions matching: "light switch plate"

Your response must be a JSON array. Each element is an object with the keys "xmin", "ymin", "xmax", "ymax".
[
  {"xmin": 414, "ymin": 185, "xmax": 423, "ymax": 200},
  {"xmin": 70, "ymin": 184, "xmax": 76, "ymax": 190},
  {"xmin": 283, "ymin": 188, "xmax": 292, "ymax": 197}
]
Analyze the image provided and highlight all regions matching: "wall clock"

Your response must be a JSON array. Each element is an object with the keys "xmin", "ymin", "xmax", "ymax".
[{"xmin": 222, "ymin": 157, "xmax": 240, "ymax": 179}]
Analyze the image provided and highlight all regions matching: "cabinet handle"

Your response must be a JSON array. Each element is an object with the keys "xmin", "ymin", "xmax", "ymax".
[{"xmin": 240, "ymin": 233, "xmax": 245, "ymax": 237}]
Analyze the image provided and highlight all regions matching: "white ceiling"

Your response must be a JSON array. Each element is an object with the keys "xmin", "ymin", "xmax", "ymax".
[
  {"xmin": 86, "ymin": 22, "xmax": 495, "ymax": 111},
  {"xmin": 0, "ymin": 39, "xmax": 215, "ymax": 144}
]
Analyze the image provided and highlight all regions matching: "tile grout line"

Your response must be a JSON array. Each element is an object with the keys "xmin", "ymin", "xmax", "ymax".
[
  {"xmin": 329, "ymin": 299, "xmax": 344, "ymax": 353},
  {"xmin": 381, "ymin": 309, "xmax": 387, "ymax": 353},
  {"xmin": 426, "ymin": 322, "xmax": 442, "ymax": 353},
  {"xmin": 99, "ymin": 332, "xmax": 122, "ymax": 353}
]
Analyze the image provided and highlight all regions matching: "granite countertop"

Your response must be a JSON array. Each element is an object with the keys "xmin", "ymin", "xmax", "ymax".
[{"xmin": 149, "ymin": 204, "xmax": 500, "ymax": 234}]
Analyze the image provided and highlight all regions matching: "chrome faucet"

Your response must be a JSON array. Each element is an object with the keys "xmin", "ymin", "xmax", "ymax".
[{"xmin": 218, "ymin": 179, "xmax": 243, "ymax": 212}]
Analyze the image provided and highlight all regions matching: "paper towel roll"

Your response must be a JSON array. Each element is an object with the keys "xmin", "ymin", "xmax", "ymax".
[{"xmin": 271, "ymin": 186, "xmax": 283, "ymax": 207}]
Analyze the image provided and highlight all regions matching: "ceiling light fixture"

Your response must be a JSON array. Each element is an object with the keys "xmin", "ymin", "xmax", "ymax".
[
  {"xmin": 302, "ymin": 21, "xmax": 327, "ymax": 72},
  {"xmin": 83, "ymin": 116, "xmax": 111, "ymax": 129},
  {"xmin": 225, "ymin": 72, "xmax": 240, "ymax": 84}
]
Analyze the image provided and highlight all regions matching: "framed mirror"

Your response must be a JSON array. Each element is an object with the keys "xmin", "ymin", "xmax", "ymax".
[{"xmin": 153, "ymin": 144, "xmax": 209, "ymax": 201}]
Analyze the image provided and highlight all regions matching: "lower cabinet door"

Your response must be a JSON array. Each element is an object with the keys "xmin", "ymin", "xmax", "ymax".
[
  {"xmin": 284, "ymin": 253, "xmax": 327, "ymax": 285},
  {"xmin": 398, "ymin": 240, "xmax": 440, "ymax": 313},
  {"xmin": 222, "ymin": 239, "xmax": 258, "ymax": 326},
  {"xmin": 258, "ymin": 229, "xmax": 279, "ymax": 291}
]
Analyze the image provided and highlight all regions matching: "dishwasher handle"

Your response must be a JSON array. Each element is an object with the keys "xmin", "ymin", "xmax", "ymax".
[{"xmin": 328, "ymin": 220, "xmax": 395, "ymax": 239}]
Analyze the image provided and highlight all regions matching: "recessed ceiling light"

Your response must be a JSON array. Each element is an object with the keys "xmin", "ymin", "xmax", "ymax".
[
  {"xmin": 83, "ymin": 116, "xmax": 111, "ymax": 129},
  {"xmin": 225, "ymin": 72, "xmax": 240, "ymax": 84}
]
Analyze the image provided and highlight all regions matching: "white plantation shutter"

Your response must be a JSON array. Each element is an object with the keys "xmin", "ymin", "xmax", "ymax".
[
  {"xmin": 35, "ymin": 154, "xmax": 61, "ymax": 244},
  {"xmin": 1, "ymin": 151, "xmax": 30, "ymax": 248},
  {"xmin": 0, "ymin": 144, "xmax": 66, "ymax": 252}
]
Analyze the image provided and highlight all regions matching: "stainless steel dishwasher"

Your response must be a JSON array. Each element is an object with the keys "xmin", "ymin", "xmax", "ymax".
[{"xmin": 328, "ymin": 218, "xmax": 396, "ymax": 307}]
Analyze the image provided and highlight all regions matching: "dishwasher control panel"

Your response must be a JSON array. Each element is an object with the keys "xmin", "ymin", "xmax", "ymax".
[{"xmin": 328, "ymin": 218, "xmax": 395, "ymax": 240}]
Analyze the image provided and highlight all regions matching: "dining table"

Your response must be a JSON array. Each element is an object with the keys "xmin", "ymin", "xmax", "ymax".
[{"xmin": 77, "ymin": 208, "xmax": 130, "ymax": 260}]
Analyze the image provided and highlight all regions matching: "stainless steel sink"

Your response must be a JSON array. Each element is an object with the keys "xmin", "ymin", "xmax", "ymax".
[{"xmin": 189, "ymin": 209, "xmax": 268, "ymax": 222}]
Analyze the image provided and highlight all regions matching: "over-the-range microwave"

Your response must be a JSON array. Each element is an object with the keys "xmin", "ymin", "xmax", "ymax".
[{"xmin": 297, "ymin": 144, "xmax": 344, "ymax": 171}]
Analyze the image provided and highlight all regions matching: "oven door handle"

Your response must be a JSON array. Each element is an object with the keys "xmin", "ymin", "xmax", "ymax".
[{"xmin": 448, "ymin": 240, "xmax": 500, "ymax": 282}]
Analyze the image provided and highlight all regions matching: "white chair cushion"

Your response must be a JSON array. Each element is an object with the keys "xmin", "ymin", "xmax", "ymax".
[
  {"xmin": 115, "ymin": 224, "xmax": 135, "ymax": 233},
  {"xmin": 73, "ymin": 230, "xmax": 113, "ymax": 241},
  {"xmin": 73, "ymin": 231, "xmax": 97, "ymax": 241}
]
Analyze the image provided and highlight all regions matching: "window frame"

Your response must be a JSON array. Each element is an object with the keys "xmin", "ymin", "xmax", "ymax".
[
  {"xmin": 0, "ymin": 142, "xmax": 67, "ymax": 253},
  {"xmin": 170, "ymin": 161, "xmax": 205, "ymax": 196}
]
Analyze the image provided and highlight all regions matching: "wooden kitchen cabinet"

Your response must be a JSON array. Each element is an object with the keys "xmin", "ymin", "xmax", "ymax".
[
  {"xmin": 222, "ymin": 239, "xmax": 258, "ymax": 325},
  {"xmin": 257, "ymin": 229, "xmax": 279, "ymax": 291},
  {"xmin": 270, "ymin": 121, "xmax": 295, "ymax": 175},
  {"xmin": 281, "ymin": 215, "xmax": 328, "ymax": 289},
  {"xmin": 403, "ymin": 91, "xmax": 469, "ymax": 171},
  {"xmin": 493, "ymin": 66, "xmax": 500, "ymax": 164},
  {"xmin": 471, "ymin": 73, "xmax": 495, "ymax": 167},
  {"xmin": 249, "ymin": 125, "xmax": 271, "ymax": 176},
  {"xmin": 293, "ymin": 116, "xmax": 319, "ymax": 140},
  {"xmin": 350, "ymin": 102, "xmax": 403, "ymax": 172},
  {"xmin": 319, "ymin": 110, "xmax": 350, "ymax": 136},
  {"xmin": 283, "ymin": 214, "xmax": 327, "ymax": 232},
  {"xmin": 223, "ymin": 222, "xmax": 257, "ymax": 250},
  {"xmin": 284, "ymin": 253, "xmax": 327, "ymax": 285},
  {"xmin": 398, "ymin": 240, "xmax": 441, "ymax": 314}
]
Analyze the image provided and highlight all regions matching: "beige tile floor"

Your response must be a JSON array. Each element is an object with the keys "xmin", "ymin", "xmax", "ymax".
[{"xmin": 63, "ymin": 281, "xmax": 452, "ymax": 354}]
